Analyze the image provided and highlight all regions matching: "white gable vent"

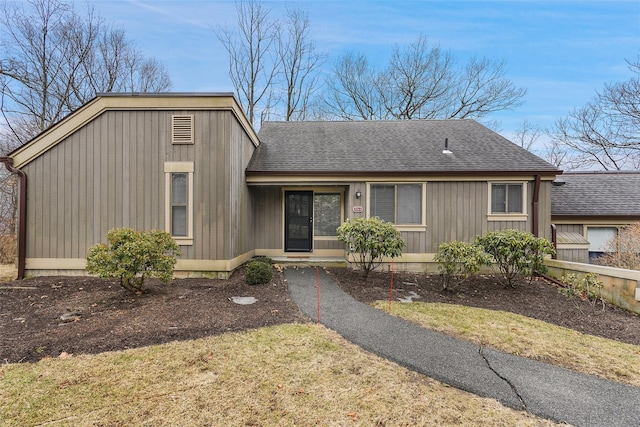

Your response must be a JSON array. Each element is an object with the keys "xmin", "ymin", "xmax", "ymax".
[{"xmin": 172, "ymin": 115, "xmax": 194, "ymax": 144}]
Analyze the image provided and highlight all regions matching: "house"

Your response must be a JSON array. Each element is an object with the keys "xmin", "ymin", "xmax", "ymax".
[
  {"xmin": 551, "ymin": 171, "xmax": 640, "ymax": 263},
  {"xmin": 3, "ymin": 93, "xmax": 561, "ymax": 279}
]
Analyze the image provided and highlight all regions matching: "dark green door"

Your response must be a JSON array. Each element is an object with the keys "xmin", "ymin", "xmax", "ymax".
[{"xmin": 285, "ymin": 191, "xmax": 313, "ymax": 252}]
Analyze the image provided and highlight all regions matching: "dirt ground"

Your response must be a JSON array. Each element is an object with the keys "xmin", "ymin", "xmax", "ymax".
[{"xmin": 1, "ymin": 265, "xmax": 639, "ymax": 364}]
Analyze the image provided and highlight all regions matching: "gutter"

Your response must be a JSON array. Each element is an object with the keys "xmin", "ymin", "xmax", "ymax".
[
  {"xmin": 246, "ymin": 169, "xmax": 560, "ymax": 178},
  {"xmin": 0, "ymin": 157, "xmax": 26, "ymax": 279}
]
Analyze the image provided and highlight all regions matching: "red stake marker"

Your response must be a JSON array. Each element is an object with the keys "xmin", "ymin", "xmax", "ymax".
[
  {"xmin": 315, "ymin": 267, "xmax": 321, "ymax": 324},
  {"xmin": 388, "ymin": 260, "xmax": 395, "ymax": 312}
]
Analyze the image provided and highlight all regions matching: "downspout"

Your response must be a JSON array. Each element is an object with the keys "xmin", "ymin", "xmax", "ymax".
[
  {"xmin": 0, "ymin": 157, "xmax": 26, "ymax": 280},
  {"xmin": 550, "ymin": 224, "xmax": 557, "ymax": 259},
  {"xmin": 532, "ymin": 174, "xmax": 541, "ymax": 237}
]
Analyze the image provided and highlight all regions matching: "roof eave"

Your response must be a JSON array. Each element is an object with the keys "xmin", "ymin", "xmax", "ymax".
[
  {"xmin": 245, "ymin": 169, "xmax": 560, "ymax": 177},
  {"xmin": 551, "ymin": 214, "xmax": 640, "ymax": 221}
]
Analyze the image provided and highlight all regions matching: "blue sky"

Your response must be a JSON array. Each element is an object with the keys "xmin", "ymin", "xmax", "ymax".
[{"xmin": 89, "ymin": 0, "xmax": 640, "ymax": 140}]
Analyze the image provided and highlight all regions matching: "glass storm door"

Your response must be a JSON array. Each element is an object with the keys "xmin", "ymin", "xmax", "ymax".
[{"xmin": 285, "ymin": 191, "xmax": 313, "ymax": 252}]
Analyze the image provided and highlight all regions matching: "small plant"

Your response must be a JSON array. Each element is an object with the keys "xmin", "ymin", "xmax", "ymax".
[
  {"xmin": 0, "ymin": 234, "xmax": 16, "ymax": 264},
  {"xmin": 559, "ymin": 272, "xmax": 605, "ymax": 312},
  {"xmin": 245, "ymin": 260, "xmax": 273, "ymax": 285},
  {"xmin": 252, "ymin": 256, "xmax": 273, "ymax": 265},
  {"xmin": 86, "ymin": 228, "xmax": 181, "ymax": 293},
  {"xmin": 434, "ymin": 241, "xmax": 490, "ymax": 290},
  {"xmin": 475, "ymin": 229, "xmax": 555, "ymax": 287},
  {"xmin": 337, "ymin": 217, "xmax": 405, "ymax": 279}
]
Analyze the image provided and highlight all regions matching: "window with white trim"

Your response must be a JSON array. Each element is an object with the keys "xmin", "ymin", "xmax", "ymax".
[
  {"xmin": 490, "ymin": 183, "xmax": 524, "ymax": 214},
  {"xmin": 164, "ymin": 162, "xmax": 194, "ymax": 245},
  {"xmin": 370, "ymin": 184, "xmax": 422, "ymax": 225},
  {"xmin": 314, "ymin": 193, "xmax": 342, "ymax": 237}
]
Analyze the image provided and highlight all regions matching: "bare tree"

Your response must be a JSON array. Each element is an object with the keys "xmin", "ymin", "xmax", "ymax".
[
  {"xmin": 379, "ymin": 36, "xmax": 455, "ymax": 119},
  {"xmin": 0, "ymin": 0, "xmax": 172, "ymax": 148},
  {"xmin": 0, "ymin": 0, "xmax": 172, "ymax": 263},
  {"xmin": 597, "ymin": 223, "xmax": 640, "ymax": 270},
  {"xmin": 539, "ymin": 138, "xmax": 570, "ymax": 169},
  {"xmin": 322, "ymin": 35, "xmax": 526, "ymax": 121},
  {"xmin": 277, "ymin": 7, "xmax": 327, "ymax": 121},
  {"xmin": 215, "ymin": 0, "xmax": 281, "ymax": 127},
  {"xmin": 513, "ymin": 119, "xmax": 542, "ymax": 151},
  {"xmin": 323, "ymin": 52, "xmax": 384, "ymax": 120},
  {"xmin": 448, "ymin": 57, "xmax": 526, "ymax": 119},
  {"xmin": 551, "ymin": 57, "xmax": 640, "ymax": 170}
]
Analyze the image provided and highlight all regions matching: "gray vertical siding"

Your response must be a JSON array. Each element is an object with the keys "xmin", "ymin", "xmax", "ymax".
[
  {"xmin": 252, "ymin": 187, "xmax": 283, "ymax": 250},
  {"xmin": 252, "ymin": 181, "xmax": 551, "ymax": 253},
  {"xmin": 252, "ymin": 179, "xmax": 554, "ymax": 255},
  {"xmin": 426, "ymin": 181, "xmax": 488, "ymax": 251},
  {"xmin": 24, "ymin": 109, "xmax": 255, "ymax": 262},
  {"xmin": 557, "ymin": 249, "xmax": 589, "ymax": 263},
  {"xmin": 556, "ymin": 224, "xmax": 585, "ymax": 234}
]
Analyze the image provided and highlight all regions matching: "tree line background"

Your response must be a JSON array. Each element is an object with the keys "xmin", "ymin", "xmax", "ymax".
[{"xmin": 1, "ymin": 0, "xmax": 638, "ymax": 263}]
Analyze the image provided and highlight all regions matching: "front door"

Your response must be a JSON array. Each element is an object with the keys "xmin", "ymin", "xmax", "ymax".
[{"xmin": 285, "ymin": 191, "xmax": 313, "ymax": 252}]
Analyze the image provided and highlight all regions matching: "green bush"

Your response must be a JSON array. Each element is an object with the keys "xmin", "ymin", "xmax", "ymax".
[
  {"xmin": 252, "ymin": 256, "xmax": 273, "ymax": 265},
  {"xmin": 434, "ymin": 241, "xmax": 490, "ymax": 290},
  {"xmin": 86, "ymin": 228, "xmax": 180, "ymax": 293},
  {"xmin": 559, "ymin": 272, "xmax": 605, "ymax": 312},
  {"xmin": 475, "ymin": 229, "xmax": 555, "ymax": 287},
  {"xmin": 245, "ymin": 260, "xmax": 273, "ymax": 285},
  {"xmin": 337, "ymin": 217, "xmax": 405, "ymax": 279}
]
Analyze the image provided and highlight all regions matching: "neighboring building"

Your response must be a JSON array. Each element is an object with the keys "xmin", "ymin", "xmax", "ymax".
[
  {"xmin": 551, "ymin": 171, "xmax": 640, "ymax": 263},
  {"xmin": 3, "ymin": 93, "xmax": 561, "ymax": 279}
]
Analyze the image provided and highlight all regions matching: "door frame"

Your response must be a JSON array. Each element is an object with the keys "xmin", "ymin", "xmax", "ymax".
[{"xmin": 284, "ymin": 190, "xmax": 314, "ymax": 252}]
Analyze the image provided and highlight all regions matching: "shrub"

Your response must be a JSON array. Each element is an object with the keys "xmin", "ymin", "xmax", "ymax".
[
  {"xmin": 86, "ymin": 228, "xmax": 181, "ymax": 293},
  {"xmin": 0, "ymin": 234, "xmax": 16, "ymax": 264},
  {"xmin": 434, "ymin": 241, "xmax": 490, "ymax": 290},
  {"xmin": 475, "ymin": 229, "xmax": 555, "ymax": 287},
  {"xmin": 559, "ymin": 272, "xmax": 605, "ymax": 312},
  {"xmin": 596, "ymin": 222, "xmax": 640, "ymax": 270},
  {"xmin": 245, "ymin": 260, "xmax": 273, "ymax": 285},
  {"xmin": 252, "ymin": 256, "xmax": 273, "ymax": 265},
  {"xmin": 337, "ymin": 217, "xmax": 405, "ymax": 279}
]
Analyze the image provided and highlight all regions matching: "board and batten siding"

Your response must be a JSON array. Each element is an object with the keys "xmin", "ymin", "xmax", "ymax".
[
  {"xmin": 252, "ymin": 187, "xmax": 283, "ymax": 250},
  {"xmin": 23, "ymin": 109, "xmax": 255, "ymax": 263},
  {"xmin": 249, "ymin": 179, "xmax": 552, "ymax": 259}
]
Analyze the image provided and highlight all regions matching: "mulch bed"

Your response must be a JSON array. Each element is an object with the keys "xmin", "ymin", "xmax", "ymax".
[
  {"xmin": 327, "ymin": 267, "xmax": 640, "ymax": 346},
  {"xmin": 0, "ymin": 266, "xmax": 306, "ymax": 363},
  {"xmin": 1, "ymin": 265, "xmax": 639, "ymax": 364}
]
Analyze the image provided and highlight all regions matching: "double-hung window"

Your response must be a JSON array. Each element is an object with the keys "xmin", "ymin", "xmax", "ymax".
[
  {"xmin": 164, "ymin": 162, "xmax": 194, "ymax": 245},
  {"xmin": 489, "ymin": 182, "xmax": 527, "ymax": 220},
  {"xmin": 370, "ymin": 184, "xmax": 423, "ymax": 225}
]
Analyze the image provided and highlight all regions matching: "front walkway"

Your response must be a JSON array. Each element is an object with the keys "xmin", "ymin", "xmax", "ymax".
[{"xmin": 284, "ymin": 267, "xmax": 640, "ymax": 427}]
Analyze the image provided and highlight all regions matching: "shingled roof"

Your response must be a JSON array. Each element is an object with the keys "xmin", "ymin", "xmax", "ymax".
[
  {"xmin": 551, "ymin": 172, "xmax": 640, "ymax": 218},
  {"xmin": 247, "ymin": 120, "xmax": 559, "ymax": 176}
]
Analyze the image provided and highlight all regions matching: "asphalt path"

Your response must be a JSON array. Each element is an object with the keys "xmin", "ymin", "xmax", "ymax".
[{"xmin": 284, "ymin": 267, "xmax": 640, "ymax": 427}]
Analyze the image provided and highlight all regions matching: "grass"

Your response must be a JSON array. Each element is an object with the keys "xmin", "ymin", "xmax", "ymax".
[
  {"xmin": 0, "ymin": 324, "xmax": 559, "ymax": 426},
  {"xmin": 373, "ymin": 301, "xmax": 640, "ymax": 387}
]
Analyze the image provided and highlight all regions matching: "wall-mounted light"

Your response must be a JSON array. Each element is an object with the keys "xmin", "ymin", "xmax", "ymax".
[{"xmin": 355, "ymin": 189, "xmax": 362, "ymax": 199}]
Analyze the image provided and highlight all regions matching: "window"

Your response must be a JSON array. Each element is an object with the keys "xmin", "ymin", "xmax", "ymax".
[
  {"xmin": 314, "ymin": 193, "xmax": 341, "ymax": 237},
  {"xmin": 587, "ymin": 226, "xmax": 618, "ymax": 263},
  {"xmin": 164, "ymin": 162, "xmax": 194, "ymax": 245},
  {"xmin": 490, "ymin": 183, "xmax": 523, "ymax": 214},
  {"xmin": 370, "ymin": 184, "xmax": 422, "ymax": 225},
  {"xmin": 171, "ymin": 115, "xmax": 194, "ymax": 144},
  {"xmin": 171, "ymin": 173, "xmax": 188, "ymax": 236}
]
